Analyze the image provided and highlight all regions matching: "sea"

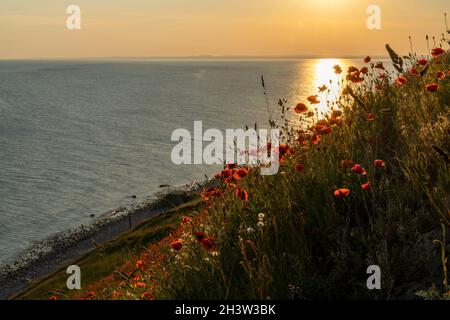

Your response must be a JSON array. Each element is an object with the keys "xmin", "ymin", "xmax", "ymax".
[{"xmin": 0, "ymin": 58, "xmax": 363, "ymax": 265}]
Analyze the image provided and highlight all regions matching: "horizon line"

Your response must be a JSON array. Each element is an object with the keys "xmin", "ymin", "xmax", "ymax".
[{"xmin": 0, "ymin": 54, "xmax": 391, "ymax": 61}]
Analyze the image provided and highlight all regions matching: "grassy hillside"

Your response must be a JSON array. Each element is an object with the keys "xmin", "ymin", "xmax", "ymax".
[
  {"xmin": 149, "ymin": 46, "xmax": 449, "ymax": 300},
  {"xmin": 19, "ymin": 43, "xmax": 450, "ymax": 301},
  {"xmin": 15, "ymin": 199, "xmax": 203, "ymax": 300}
]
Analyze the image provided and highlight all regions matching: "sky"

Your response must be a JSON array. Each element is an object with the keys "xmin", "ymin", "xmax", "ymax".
[{"xmin": 0, "ymin": 0, "xmax": 448, "ymax": 59}]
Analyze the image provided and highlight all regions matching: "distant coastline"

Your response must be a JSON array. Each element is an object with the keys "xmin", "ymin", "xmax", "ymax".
[{"xmin": 0, "ymin": 55, "xmax": 391, "ymax": 61}]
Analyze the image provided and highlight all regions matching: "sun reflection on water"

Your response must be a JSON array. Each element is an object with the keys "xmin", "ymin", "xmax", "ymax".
[{"xmin": 313, "ymin": 59, "xmax": 343, "ymax": 115}]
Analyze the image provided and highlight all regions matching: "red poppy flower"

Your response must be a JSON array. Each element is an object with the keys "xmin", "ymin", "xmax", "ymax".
[
  {"xmin": 431, "ymin": 47, "xmax": 446, "ymax": 58},
  {"xmin": 340, "ymin": 159, "xmax": 355, "ymax": 169},
  {"xmin": 417, "ymin": 59, "xmax": 428, "ymax": 66},
  {"xmin": 294, "ymin": 164, "xmax": 304, "ymax": 173},
  {"xmin": 194, "ymin": 231, "xmax": 205, "ymax": 242},
  {"xmin": 311, "ymin": 134, "xmax": 321, "ymax": 145},
  {"xmin": 297, "ymin": 134, "xmax": 308, "ymax": 145},
  {"xmin": 348, "ymin": 66, "xmax": 359, "ymax": 73},
  {"xmin": 234, "ymin": 168, "xmax": 249, "ymax": 179},
  {"xmin": 136, "ymin": 282, "xmax": 146, "ymax": 288},
  {"xmin": 361, "ymin": 181, "xmax": 371, "ymax": 190},
  {"xmin": 364, "ymin": 56, "xmax": 371, "ymax": 63},
  {"xmin": 294, "ymin": 103, "xmax": 309, "ymax": 113},
  {"xmin": 437, "ymin": 71, "xmax": 446, "ymax": 80},
  {"xmin": 334, "ymin": 188, "xmax": 351, "ymax": 198},
  {"xmin": 182, "ymin": 216, "xmax": 192, "ymax": 224},
  {"xmin": 329, "ymin": 116, "xmax": 343, "ymax": 126},
  {"xmin": 48, "ymin": 295, "xmax": 58, "ymax": 301},
  {"xmin": 201, "ymin": 188, "xmax": 220, "ymax": 201},
  {"xmin": 426, "ymin": 83, "xmax": 438, "ymax": 92},
  {"xmin": 347, "ymin": 71, "xmax": 364, "ymax": 83},
  {"xmin": 235, "ymin": 188, "xmax": 249, "ymax": 202},
  {"xmin": 278, "ymin": 144, "xmax": 289, "ymax": 156},
  {"xmin": 220, "ymin": 168, "xmax": 233, "ymax": 178},
  {"xmin": 367, "ymin": 113, "xmax": 376, "ymax": 121},
  {"xmin": 307, "ymin": 95, "xmax": 320, "ymax": 104},
  {"xmin": 132, "ymin": 275, "xmax": 141, "ymax": 282},
  {"xmin": 202, "ymin": 237, "xmax": 215, "ymax": 251},
  {"xmin": 352, "ymin": 164, "xmax": 367, "ymax": 175},
  {"xmin": 374, "ymin": 159, "xmax": 385, "ymax": 168},
  {"xmin": 360, "ymin": 67, "xmax": 369, "ymax": 74},
  {"xmin": 170, "ymin": 239, "xmax": 183, "ymax": 251},
  {"xmin": 395, "ymin": 76, "xmax": 407, "ymax": 86},
  {"xmin": 314, "ymin": 124, "xmax": 332, "ymax": 135},
  {"xmin": 136, "ymin": 260, "xmax": 144, "ymax": 269},
  {"xmin": 141, "ymin": 292, "xmax": 154, "ymax": 300},
  {"xmin": 333, "ymin": 65, "xmax": 342, "ymax": 74},
  {"xmin": 410, "ymin": 68, "xmax": 419, "ymax": 76}
]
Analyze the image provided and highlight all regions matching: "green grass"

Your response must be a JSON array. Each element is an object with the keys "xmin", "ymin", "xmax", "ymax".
[
  {"xmin": 14, "ymin": 199, "xmax": 202, "ymax": 300},
  {"xmin": 152, "ymin": 49, "xmax": 450, "ymax": 300},
  {"xmin": 19, "ymin": 46, "xmax": 450, "ymax": 301}
]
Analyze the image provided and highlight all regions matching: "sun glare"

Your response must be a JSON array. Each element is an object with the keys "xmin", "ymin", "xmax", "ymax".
[
  {"xmin": 303, "ymin": 0, "xmax": 342, "ymax": 10},
  {"xmin": 313, "ymin": 59, "xmax": 342, "ymax": 114}
]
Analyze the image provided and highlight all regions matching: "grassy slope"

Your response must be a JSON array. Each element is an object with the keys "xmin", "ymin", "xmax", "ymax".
[
  {"xmin": 14, "ymin": 199, "xmax": 202, "ymax": 300},
  {"xmin": 151, "ymin": 51, "xmax": 450, "ymax": 300},
  {"xmin": 17, "ymin": 49, "xmax": 450, "ymax": 301}
]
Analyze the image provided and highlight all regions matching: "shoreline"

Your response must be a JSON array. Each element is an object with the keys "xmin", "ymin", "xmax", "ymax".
[{"xmin": 0, "ymin": 179, "xmax": 215, "ymax": 299}]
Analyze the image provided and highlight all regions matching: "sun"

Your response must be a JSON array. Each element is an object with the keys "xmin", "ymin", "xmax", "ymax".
[{"xmin": 300, "ymin": 0, "xmax": 349, "ymax": 10}]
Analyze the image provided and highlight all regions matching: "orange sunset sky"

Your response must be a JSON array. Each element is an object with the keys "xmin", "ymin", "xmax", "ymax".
[{"xmin": 0, "ymin": 0, "xmax": 448, "ymax": 59}]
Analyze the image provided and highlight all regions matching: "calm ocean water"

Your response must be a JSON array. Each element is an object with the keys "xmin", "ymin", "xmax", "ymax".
[{"xmin": 0, "ymin": 59, "xmax": 360, "ymax": 265}]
